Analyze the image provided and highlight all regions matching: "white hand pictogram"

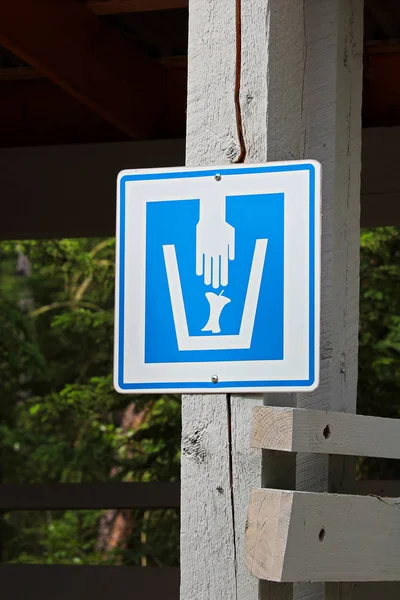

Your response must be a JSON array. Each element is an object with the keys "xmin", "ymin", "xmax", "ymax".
[{"xmin": 196, "ymin": 193, "xmax": 235, "ymax": 288}]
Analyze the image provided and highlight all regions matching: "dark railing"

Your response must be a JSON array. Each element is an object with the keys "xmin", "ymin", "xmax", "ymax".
[
  {"xmin": 0, "ymin": 482, "xmax": 180, "ymax": 510},
  {"xmin": 2, "ymin": 479, "xmax": 396, "ymax": 599},
  {"xmin": 0, "ymin": 564, "xmax": 180, "ymax": 600},
  {"xmin": 0, "ymin": 482, "xmax": 180, "ymax": 600}
]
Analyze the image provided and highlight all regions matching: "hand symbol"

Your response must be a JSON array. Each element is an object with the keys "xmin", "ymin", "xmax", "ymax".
[{"xmin": 196, "ymin": 196, "xmax": 235, "ymax": 288}]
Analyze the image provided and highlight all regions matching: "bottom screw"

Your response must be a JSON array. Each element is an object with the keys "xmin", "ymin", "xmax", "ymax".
[{"xmin": 211, "ymin": 375, "xmax": 219, "ymax": 384}]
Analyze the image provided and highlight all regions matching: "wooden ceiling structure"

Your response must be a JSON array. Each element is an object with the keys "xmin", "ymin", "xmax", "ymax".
[
  {"xmin": 0, "ymin": 0, "xmax": 399, "ymax": 147},
  {"xmin": 0, "ymin": 0, "xmax": 399, "ymax": 239},
  {"xmin": 0, "ymin": 0, "xmax": 188, "ymax": 147}
]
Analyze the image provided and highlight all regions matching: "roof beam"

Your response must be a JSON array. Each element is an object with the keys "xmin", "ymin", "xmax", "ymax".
[
  {"xmin": 0, "ymin": 79, "xmax": 128, "ymax": 147},
  {"xmin": 0, "ymin": 59, "xmax": 186, "ymax": 146},
  {"xmin": 87, "ymin": 0, "xmax": 188, "ymax": 14},
  {"xmin": 0, "ymin": 0, "xmax": 166, "ymax": 139},
  {"xmin": 0, "ymin": 66, "xmax": 41, "ymax": 81}
]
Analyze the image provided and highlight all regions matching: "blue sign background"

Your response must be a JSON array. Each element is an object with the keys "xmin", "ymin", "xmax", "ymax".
[{"xmin": 144, "ymin": 192, "xmax": 285, "ymax": 363}]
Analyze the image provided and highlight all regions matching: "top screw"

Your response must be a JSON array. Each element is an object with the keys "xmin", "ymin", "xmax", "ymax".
[{"xmin": 214, "ymin": 174, "xmax": 222, "ymax": 181}]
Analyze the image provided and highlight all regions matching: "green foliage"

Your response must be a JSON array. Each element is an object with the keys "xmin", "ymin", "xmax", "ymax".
[
  {"xmin": 2, "ymin": 510, "xmax": 104, "ymax": 565},
  {"xmin": 358, "ymin": 227, "xmax": 400, "ymax": 417},
  {"xmin": 1, "ymin": 227, "xmax": 398, "ymax": 563},
  {"xmin": 357, "ymin": 227, "xmax": 400, "ymax": 479},
  {"xmin": 0, "ymin": 238, "xmax": 180, "ymax": 565}
]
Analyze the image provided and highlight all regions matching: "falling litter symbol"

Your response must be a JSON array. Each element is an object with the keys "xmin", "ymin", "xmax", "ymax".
[{"xmin": 202, "ymin": 289, "xmax": 231, "ymax": 334}]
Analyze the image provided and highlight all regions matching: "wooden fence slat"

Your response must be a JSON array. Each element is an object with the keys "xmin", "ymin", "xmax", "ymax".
[
  {"xmin": 0, "ymin": 482, "xmax": 180, "ymax": 510},
  {"xmin": 0, "ymin": 565, "xmax": 179, "ymax": 600},
  {"xmin": 246, "ymin": 488, "xmax": 400, "ymax": 582},
  {"xmin": 251, "ymin": 406, "xmax": 400, "ymax": 460}
]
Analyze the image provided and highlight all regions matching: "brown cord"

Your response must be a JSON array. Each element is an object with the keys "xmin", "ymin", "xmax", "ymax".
[{"xmin": 234, "ymin": 0, "xmax": 247, "ymax": 163}]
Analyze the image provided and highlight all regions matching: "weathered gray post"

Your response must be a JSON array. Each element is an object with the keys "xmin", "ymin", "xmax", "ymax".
[{"xmin": 181, "ymin": 1, "xmax": 363, "ymax": 599}]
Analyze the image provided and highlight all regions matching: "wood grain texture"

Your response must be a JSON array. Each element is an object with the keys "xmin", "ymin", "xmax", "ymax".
[
  {"xmin": 232, "ymin": 2, "xmax": 307, "ymax": 598},
  {"xmin": 184, "ymin": 1, "xmax": 303, "ymax": 599},
  {"xmin": 183, "ymin": 1, "xmax": 244, "ymax": 599},
  {"xmin": 246, "ymin": 488, "xmax": 400, "ymax": 582},
  {"xmin": 184, "ymin": 1, "xmax": 363, "ymax": 599},
  {"xmin": 295, "ymin": 0, "xmax": 363, "ymax": 492},
  {"xmin": 293, "ymin": 10, "xmax": 363, "ymax": 597},
  {"xmin": 181, "ymin": 395, "xmax": 237, "ymax": 600},
  {"xmin": 252, "ymin": 406, "xmax": 400, "ymax": 460}
]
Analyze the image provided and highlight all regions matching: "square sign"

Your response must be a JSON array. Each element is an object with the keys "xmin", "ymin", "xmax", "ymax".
[{"xmin": 114, "ymin": 161, "xmax": 321, "ymax": 394}]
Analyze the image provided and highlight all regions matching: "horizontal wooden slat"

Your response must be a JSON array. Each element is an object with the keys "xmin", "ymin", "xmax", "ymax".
[
  {"xmin": 0, "ymin": 482, "xmax": 180, "ymax": 510},
  {"xmin": 0, "ymin": 565, "xmax": 179, "ymax": 600},
  {"xmin": 356, "ymin": 480, "xmax": 400, "ymax": 497},
  {"xmin": 0, "ymin": 126, "xmax": 397, "ymax": 241},
  {"xmin": 0, "ymin": 139, "xmax": 185, "ymax": 240},
  {"xmin": 246, "ymin": 488, "xmax": 400, "ymax": 582},
  {"xmin": 88, "ymin": 0, "xmax": 187, "ymax": 14},
  {"xmin": 251, "ymin": 406, "xmax": 400, "ymax": 459},
  {"xmin": 345, "ymin": 582, "xmax": 400, "ymax": 600}
]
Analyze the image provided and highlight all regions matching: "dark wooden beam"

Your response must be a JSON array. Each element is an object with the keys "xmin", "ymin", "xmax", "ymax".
[
  {"xmin": 0, "ymin": 0, "xmax": 166, "ymax": 139},
  {"xmin": 1, "ymin": 128, "xmax": 399, "ymax": 242},
  {"xmin": 0, "ymin": 139, "xmax": 186, "ymax": 240},
  {"xmin": 0, "ymin": 482, "xmax": 180, "ymax": 510},
  {"xmin": 88, "ymin": 0, "xmax": 187, "ymax": 14},
  {"xmin": 0, "ymin": 566, "xmax": 180, "ymax": 600}
]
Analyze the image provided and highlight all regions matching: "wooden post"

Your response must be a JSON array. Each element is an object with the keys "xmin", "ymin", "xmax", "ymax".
[{"xmin": 182, "ymin": 2, "xmax": 363, "ymax": 600}]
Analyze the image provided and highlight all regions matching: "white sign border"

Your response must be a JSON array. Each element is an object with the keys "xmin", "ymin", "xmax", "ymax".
[{"xmin": 114, "ymin": 161, "xmax": 321, "ymax": 394}]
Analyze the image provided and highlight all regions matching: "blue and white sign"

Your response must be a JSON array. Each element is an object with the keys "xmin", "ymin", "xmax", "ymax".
[{"xmin": 114, "ymin": 161, "xmax": 321, "ymax": 394}]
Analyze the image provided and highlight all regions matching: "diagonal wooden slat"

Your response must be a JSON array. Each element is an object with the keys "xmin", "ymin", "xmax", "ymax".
[{"xmin": 0, "ymin": 0, "xmax": 166, "ymax": 139}]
